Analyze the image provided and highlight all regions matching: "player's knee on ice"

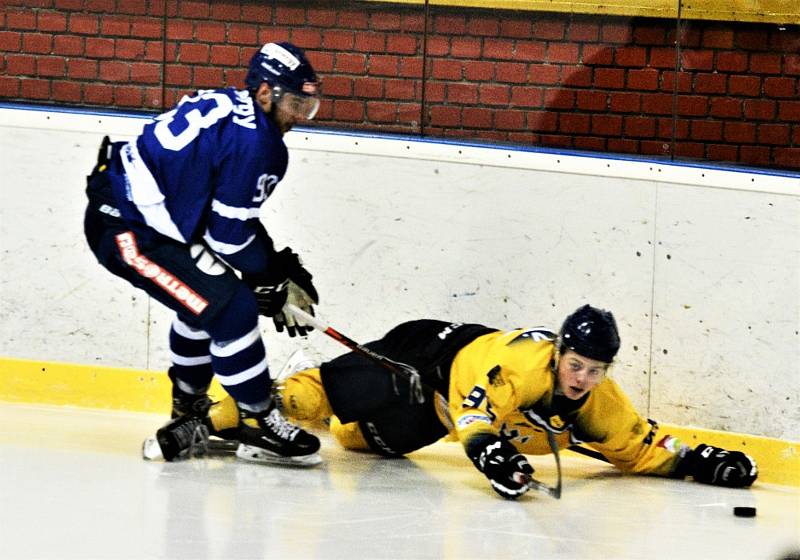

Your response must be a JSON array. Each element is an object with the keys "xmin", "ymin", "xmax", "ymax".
[{"xmin": 329, "ymin": 416, "xmax": 370, "ymax": 451}]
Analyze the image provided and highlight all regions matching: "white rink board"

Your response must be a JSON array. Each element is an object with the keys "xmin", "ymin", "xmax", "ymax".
[{"xmin": 0, "ymin": 105, "xmax": 798, "ymax": 440}]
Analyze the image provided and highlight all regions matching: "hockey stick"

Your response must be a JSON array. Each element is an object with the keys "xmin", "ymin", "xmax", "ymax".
[
  {"xmin": 286, "ymin": 304, "xmax": 563, "ymax": 499},
  {"xmin": 520, "ymin": 430, "xmax": 563, "ymax": 499},
  {"xmin": 286, "ymin": 304, "xmax": 426, "ymax": 404},
  {"xmin": 567, "ymin": 444, "xmax": 610, "ymax": 463}
]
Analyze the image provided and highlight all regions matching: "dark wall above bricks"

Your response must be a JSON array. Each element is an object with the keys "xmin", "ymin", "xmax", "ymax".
[{"xmin": 2, "ymin": 0, "xmax": 798, "ymax": 170}]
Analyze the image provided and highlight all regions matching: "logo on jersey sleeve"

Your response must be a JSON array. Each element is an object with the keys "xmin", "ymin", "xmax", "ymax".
[
  {"xmin": 254, "ymin": 173, "xmax": 279, "ymax": 202},
  {"xmin": 656, "ymin": 435, "xmax": 683, "ymax": 453},
  {"xmin": 437, "ymin": 322, "xmax": 464, "ymax": 340},
  {"xmin": 456, "ymin": 414, "xmax": 492, "ymax": 429}
]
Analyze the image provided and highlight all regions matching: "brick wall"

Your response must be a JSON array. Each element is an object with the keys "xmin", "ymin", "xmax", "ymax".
[{"xmin": 2, "ymin": 1, "xmax": 798, "ymax": 170}]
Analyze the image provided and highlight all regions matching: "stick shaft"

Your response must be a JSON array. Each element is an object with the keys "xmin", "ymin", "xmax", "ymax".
[
  {"xmin": 285, "ymin": 303, "xmax": 326, "ymax": 331},
  {"xmin": 568, "ymin": 444, "xmax": 610, "ymax": 463},
  {"xmin": 285, "ymin": 303, "xmax": 415, "ymax": 380}
]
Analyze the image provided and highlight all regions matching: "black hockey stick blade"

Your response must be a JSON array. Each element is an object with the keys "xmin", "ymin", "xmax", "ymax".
[
  {"xmin": 524, "ymin": 430, "xmax": 563, "ymax": 499},
  {"xmin": 522, "ymin": 474, "xmax": 561, "ymax": 499}
]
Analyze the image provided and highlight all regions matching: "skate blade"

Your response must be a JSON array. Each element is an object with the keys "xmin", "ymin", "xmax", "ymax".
[
  {"xmin": 141, "ymin": 436, "xmax": 239, "ymax": 461},
  {"xmin": 235, "ymin": 443, "xmax": 322, "ymax": 467}
]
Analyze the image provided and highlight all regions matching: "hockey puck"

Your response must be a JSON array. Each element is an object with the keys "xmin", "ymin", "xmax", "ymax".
[{"xmin": 733, "ymin": 506, "xmax": 756, "ymax": 517}]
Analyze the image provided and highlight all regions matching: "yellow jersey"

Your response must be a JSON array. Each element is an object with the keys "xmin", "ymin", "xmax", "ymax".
[{"xmin": 445, "ymin": 328, "xmax": 684, "ymax": 476}]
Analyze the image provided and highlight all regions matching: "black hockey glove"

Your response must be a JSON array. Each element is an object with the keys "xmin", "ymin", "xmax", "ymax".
[
  {"xmin": 467, "ymin": 434, "xmax": 534, "ymax": 500},
  {"xmin": 241, "ymin": 248, "xmax": 319, "ymax": 337},
  {"xmin": 242, "ymin": 272, "xmax": 289, "ymax": 317},
  {"xmin": 688, "ymin": 444, "xmax": 758, "ymax": 488}
]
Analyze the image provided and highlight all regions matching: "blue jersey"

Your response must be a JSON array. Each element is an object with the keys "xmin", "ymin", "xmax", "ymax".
[{"xmin": 110, "ymin": 88, "xmax": 287, "ymax": 266}]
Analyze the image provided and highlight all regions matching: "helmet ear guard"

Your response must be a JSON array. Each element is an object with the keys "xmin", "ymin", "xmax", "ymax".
[{"xmin": 558, "ymin": 304, "xmax": 620, "ymax": 363}]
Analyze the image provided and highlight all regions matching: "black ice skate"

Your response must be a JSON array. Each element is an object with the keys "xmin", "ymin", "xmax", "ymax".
[
  {"xmin": 236, "ymin": 401, "xmax": 322, "ymax": 467},
  {"xmin": 155, "ymin": 413, "xmax": 211, "ymax": 461}
]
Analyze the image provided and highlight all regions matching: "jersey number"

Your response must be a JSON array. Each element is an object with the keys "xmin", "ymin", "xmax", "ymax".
[
  {"xmin": 153, "ymin": 91, "xmax": 234, "ymax": 151},
  {"xmin": 462, "ymin": 386, "xmax": 496, "ymax": 422}
]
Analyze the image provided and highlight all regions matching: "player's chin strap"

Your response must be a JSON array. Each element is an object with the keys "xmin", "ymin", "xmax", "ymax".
[{"xmin": 285, "ymin": 304, "xmax": 426, "ymax": 404}]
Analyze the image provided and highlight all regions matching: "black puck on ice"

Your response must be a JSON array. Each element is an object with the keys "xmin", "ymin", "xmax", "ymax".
[{"xmin": 733, "ymin": 506, "xmax": 756, "ymax": 517}]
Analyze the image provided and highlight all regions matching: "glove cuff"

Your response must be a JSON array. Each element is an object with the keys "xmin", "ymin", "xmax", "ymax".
[
  {"xmin": 242, "ymin": 248, "xmax": 296, "ymax": 289},
  {"xmin": 465, "ymin": 433, "xmax": 502, "ymax": 469},
  {"xmin": 668, "ymin": 444, "xmax": 696, "ymax": 479}
]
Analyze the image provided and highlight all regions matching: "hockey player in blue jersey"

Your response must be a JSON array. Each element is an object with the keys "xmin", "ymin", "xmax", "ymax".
[{"xmin": 84, "ymin": 42, "xmax": 324, "ymax": 466}]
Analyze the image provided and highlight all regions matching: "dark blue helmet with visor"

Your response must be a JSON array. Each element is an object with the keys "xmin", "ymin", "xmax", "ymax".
[{"xmin": 245, "ymin": 42, "xmax": 320, "ymax": 120}]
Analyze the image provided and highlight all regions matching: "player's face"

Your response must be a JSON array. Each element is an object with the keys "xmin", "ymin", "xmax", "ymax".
[
  {"xmin": 555, "ymin": 350, "xmax": 608, "ymax": 400},
  {"xmin": 255, "ymin": 84, "xmax": 320, "ymax": 135},
  {"xmin": 271, "ymin": 92, "xmax": 319, "ymax": 134}
]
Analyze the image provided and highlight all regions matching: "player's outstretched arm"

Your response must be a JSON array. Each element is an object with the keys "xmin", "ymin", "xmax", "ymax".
[{"xmin": 465, "ymin": 433, "xmax": 534, "ymax": 499}]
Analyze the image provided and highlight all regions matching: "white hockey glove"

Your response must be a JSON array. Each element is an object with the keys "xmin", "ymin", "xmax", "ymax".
[
  {"xmin": 269, "ymin": 248, "xmax": 318, "ymax": 337},
  {"xmin": 274, "ymin": 279, "xmax": 318, "ymax": 337}
]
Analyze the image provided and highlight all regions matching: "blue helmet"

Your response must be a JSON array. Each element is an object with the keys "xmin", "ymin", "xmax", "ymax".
[
  {"xmin": 559, "ymin": 304, "xmax": 620, "ymax": 363},
  {"xmin": 245, "ymin": 42, "xmax": 319, "ymax": 98}
]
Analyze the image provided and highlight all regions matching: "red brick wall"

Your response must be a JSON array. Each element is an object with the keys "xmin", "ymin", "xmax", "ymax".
[{"xmin": 2, "ymin": 1, "xmax": 798, "ymax": 170}]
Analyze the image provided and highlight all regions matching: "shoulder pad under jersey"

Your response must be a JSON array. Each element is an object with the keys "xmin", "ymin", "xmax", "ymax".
[{"xmin": 506, "ymin": 327, "xmax": 557, "ymax": 345}]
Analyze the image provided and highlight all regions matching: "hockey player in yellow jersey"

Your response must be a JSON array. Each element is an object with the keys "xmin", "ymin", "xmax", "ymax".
[{"xmin": 205, "ymin": 304, "xmax": 757, "ymax": 499}]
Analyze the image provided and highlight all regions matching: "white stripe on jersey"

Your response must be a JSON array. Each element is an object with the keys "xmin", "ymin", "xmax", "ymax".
[
  {"xmin": 203, "ymin": 231, "xmax": 256, "ymax": 255},
  {"xmin": 210, "ymin": 325, "xmax": 261, "ymax": 358},
  {"xmin": 216, "ymin": 355, "xmax": 269, "ymax": 387},
  {"xmin": 211, "ymin": 199, "xmax": 261, "ymax": 221},
  {"xmin": 120, "ymin": 141, "xmax": 186, "ymax": 243}
]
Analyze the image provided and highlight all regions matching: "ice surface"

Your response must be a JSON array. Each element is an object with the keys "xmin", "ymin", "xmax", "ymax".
[{"xmin": 1, "ymin": 403, "xmax": 797, "ymax": 560}]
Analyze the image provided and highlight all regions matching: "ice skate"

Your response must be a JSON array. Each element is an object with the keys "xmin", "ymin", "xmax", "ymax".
[
  {"xmin": 153, "ymin": 413, "xmax": 211, "ymax": 461},
  {"xmin": 236, "ymin": 400, "xmax": 322, "ymax": 467}
]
